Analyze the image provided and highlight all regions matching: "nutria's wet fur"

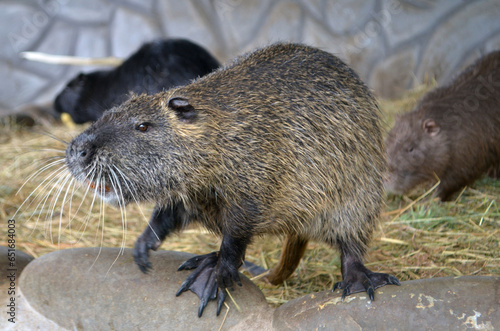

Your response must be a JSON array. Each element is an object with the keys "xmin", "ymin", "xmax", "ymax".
[
  {"xmin": 55, "ymin": 39, "xmax": 219, "ymax": 123},
  {"xmin": 385, "ymin": 51, "xmax": 500, "ymax": 201},
  {"xmin": 66, "ymin": 43, "xmax": 399, "ymax": 316}
]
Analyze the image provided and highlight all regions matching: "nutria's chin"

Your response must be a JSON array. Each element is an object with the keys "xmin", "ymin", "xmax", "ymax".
[
  {"xmin": 66, "ymin": 42, "xmax": 400, "ymax": 317},
  {"xmin": 96, "ymin": 191, "xmax": 121, "ymax": 206}
]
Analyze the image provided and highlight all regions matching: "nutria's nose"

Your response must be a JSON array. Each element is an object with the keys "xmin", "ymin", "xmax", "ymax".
[
  {"xmin": 67, "ymin": 142, "xmax": 86, "ymax": 157},
  {"xmin": 67, "ymin": 142, "xmax": 85, "ymax": 162},
  {"xmin": 66, "ymin": 133, "xmax": 94, "ymax": 164},
  {"xmin": 68, "ymin": 145, "xmax": 87, "ymax": 158}
]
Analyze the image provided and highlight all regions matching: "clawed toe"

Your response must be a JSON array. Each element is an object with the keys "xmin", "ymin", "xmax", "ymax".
[
  {"xmin": 178, "ymin": 252, "xmax": 218, "ymax": 271},
  {"xmin": 136, "ymin": 260, "xmax": 152, "ymax": 274},
  {"xmin": 332, "ymin": 281, "xmax": 342, "ymax": 292},
  {"xmin": 332, "ymin": 269, "xmax": 400, "ymax": 301},
  {"xmin": 133, "ymin": 238, "xmax": 155, "ymax": 274},
  {"xmin": 216, "ymin": 289, "xmax": 227, "ymax": 316},
  {"xmin": 388, "ymin": 275, "xmax": 401, "ymax": 286},
  {"xmin": 176, "ymin": 252, "xmax": 239, "ymax": 317}
]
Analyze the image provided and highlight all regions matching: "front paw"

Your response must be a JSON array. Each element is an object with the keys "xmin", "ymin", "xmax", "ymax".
[
  {"xmin": 176, "ymin": 252, "xmax": 241, "ymax": 317},
  {"xmin": 333, "ymin": 269, "xmax": 400, "ymax": 301},
  {"xmin": 133, "ymin": 234, "xmax": 161, "ymax": 273}
]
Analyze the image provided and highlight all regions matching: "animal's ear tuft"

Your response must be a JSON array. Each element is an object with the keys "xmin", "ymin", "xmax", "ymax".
[{"xmin": 168, "ymin": 97, "xmax": 197, "ymax": 122}]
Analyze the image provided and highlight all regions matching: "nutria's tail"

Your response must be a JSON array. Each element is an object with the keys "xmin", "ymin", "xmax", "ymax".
[{"xmin": 267, "ymin": 234, "xmax": 309, "ymax": 285}]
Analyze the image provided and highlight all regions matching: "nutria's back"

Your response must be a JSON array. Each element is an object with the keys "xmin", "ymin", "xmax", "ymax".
[
  {"xmin": 93, "ymin": 43, "xmax": 384, "ymax": 239},
  {"xmin": 418, "ymin": 50, "xmax": 500, "ymax": 126}
]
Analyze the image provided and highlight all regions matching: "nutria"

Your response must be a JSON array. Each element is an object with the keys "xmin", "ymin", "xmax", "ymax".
[
  {"xmin": 65, "ymin": 43, "xmax": 400, "ymax": 317},
  {"xmin": 385, "ymin": 51, "xmax": 500, "ymax": 201},
  {"xmin": 55, "ymin": 39, "xmax": 220, "ymax": 123}
]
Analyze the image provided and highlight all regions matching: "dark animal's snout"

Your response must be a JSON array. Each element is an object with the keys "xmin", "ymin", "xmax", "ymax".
[
  {"xmin": 67, "ymin": 143, "xmax": 87, "ymax": 158},
  {"xmin": 66, "ymin": 133, "xmax": 96, "ymax": 165}
]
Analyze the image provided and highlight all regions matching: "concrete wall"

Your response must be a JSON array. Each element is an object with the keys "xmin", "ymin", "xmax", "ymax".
[{"xmin": 1, "ymin": 0, "xmax": 500, "ymax": 115}]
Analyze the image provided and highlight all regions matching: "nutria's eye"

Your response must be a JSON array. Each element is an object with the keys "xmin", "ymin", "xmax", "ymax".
[
  {"xmin": 136, "ymin": 123, "xmax": 150, "ymax": 132},
  {"xmin": 407, "ymin": 147, "xmax": 414, "ymax": 153}
]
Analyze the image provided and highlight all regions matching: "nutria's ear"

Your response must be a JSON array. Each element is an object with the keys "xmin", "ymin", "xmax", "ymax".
[
  {"xmin": 422, "ymin": 119, "xmax": 440, "ymax": 136},
  {"xmin": 168, "ymin": 97, "xmax": 197, "ymax": 122}
]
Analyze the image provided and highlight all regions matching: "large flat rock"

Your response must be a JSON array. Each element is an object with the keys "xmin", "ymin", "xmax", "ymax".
[
  {"xmin": 10, "ymin": 246, "xmax": 499, "ymax": 330},
  {"xmin": 19, "ymin": 248, "xmax": 272, "ymax": 330},
  {"xmin": 0, "ymin": 246, "xmax": 35, "ymax": 329},
  {"xmin": 0, "ymin": 246, "xmax": 34, "ymax": 284},
  {"xmin": 273, "ymin": 276, "xmax": 499, "ymax": 330}
]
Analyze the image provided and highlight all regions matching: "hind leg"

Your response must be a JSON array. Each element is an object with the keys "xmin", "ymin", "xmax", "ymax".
[
  {"xmin": 333, "ymin": 239, "xmax": 400, "ymax": 300},
  {"xmin": 267, "ymin": 234, "xmax": 308, "ymax": 285}
]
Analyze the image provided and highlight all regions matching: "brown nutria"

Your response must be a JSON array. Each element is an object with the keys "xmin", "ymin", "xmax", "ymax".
[
  {"xmin": 55, "ymin": 39, "xmax": 220, "ymax": 124},
  {"xmin": 385, "ymin": 51, "xmax": 500, "ymax": 201},
  {"xmin": 65, "ymin": 43, "xmax": 400, "ymax": 317}
]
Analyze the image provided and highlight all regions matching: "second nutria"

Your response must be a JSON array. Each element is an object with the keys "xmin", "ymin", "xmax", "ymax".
[
  {"xmin": 385, "ymin": 51, "xmax": 500, "ymax": 201},
  {"xmin": 65, "ymin": 43, "xmax": 400, "ymax": 317},
  {"xmin": 55, "ymin": 39, "xmax": 220, "ymax": 123}
]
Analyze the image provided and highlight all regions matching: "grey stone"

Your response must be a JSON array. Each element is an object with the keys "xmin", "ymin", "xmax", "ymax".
[
  {"xmin": 325, "ymin": 0, "xmax": 375, "ymax": 35},
  {"xmin": 252, "ymin": 1, "xmax": 303, "ymax": 47},
  {"xmin": 74, "ymin": 26, "xmax": 115, "ymax": 73},
  {"xmin": 121, "ymin": 0, "xmax": 156, "ymax": 13},
  {"xmin": 0, "ymin": 246, "xmax": 34, "ymax": 285},
  {"xmin": 20, "ymin": 20, "xmax": 77, "ymax": 79},
  {"xmin": 19, "ymin": 248, "xmax": 272, "ymax": 330},
  {"xmin": 6, "ymin": 245, "xmax": 499, "ymax": 330},
  {"xmin": 3, "ymin": 0, "xmax": 500, "ymax": 126},
  {"xmin": 370, "ymin": 46, "xmax": 419, "ymax": 98},
  {"xmin": 215, "ymin": 0, "xmax": 272, "ymax": 53},
  {"xmin": 32, "ymin": 43, "xmax": 112, "ymax": 113},
  {"xmin": 295, "ymin": 0, "xmax": 328, "ymax": 26},
  {"xmin": 484, "ymin": 32, "xmax": 500, "ymax": 54},
  {"xmin": 0, "ymin": 246, "xmax": 35, "ymax": 330},
  {"xmin": 75, "ymin": 26, "xmax": 110, "ymax": 59},
  {"xmin": 272, "ymin": 276, "xmax": 499, "ymax": 331},
  {"xmin": 111, "ymin": 7, "xmax": 162, "ymax": 58},
  {"xmin": 418, "ymin": 0, "xmax": 500, "ymax": 85},
  {"xmin": 30, "ymin": 82, "xmax": 65, "ymax": 112},
  {"xmin": 56, "ymin": 0, "xmax": 113, "ymax": 23},
  {"xmin": 0, "ymin": 3, "xmax": 49, "ymax": 58},
  {"xmin": 158, "ymin": 0, "xmax": 222, "ymax": 60},
  {"xmin": 340, "ymin": 31, "xmax": 385, "ymax": 85},
  {"xmin": 382, "ymin": 0, "xmax": 462, "ymax": 47},
  {"xmin": 3, "ymin": 297, "xmax": 64, "ymax": 331},
  {"xmin": 302, "ymin": 18, "xmax": 346, "ymax": 59},
  {"xmin": 0, "ymin": 61, "xmax": 48, "ymax": 111}
]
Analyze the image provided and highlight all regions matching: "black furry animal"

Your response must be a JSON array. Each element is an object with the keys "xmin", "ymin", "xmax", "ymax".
[{"xmin": 55, "ymin": 39, "xmax": 220, "ymax": 123}]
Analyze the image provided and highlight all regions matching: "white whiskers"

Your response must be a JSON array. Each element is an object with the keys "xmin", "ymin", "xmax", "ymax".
[{"xmin": 13, "ymin": 134, "xmax": 151, "ymax": 275}]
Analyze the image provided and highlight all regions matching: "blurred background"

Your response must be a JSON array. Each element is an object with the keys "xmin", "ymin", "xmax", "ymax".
[{"xmin": 1, "ymin": 0, "xmax": 500, "ymax": 117}]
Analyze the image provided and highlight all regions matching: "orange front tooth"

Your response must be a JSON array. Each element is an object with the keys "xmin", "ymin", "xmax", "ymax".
[{"xmin": 86, "ymin": 180, "xmax": 111, "ymax": 192}]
